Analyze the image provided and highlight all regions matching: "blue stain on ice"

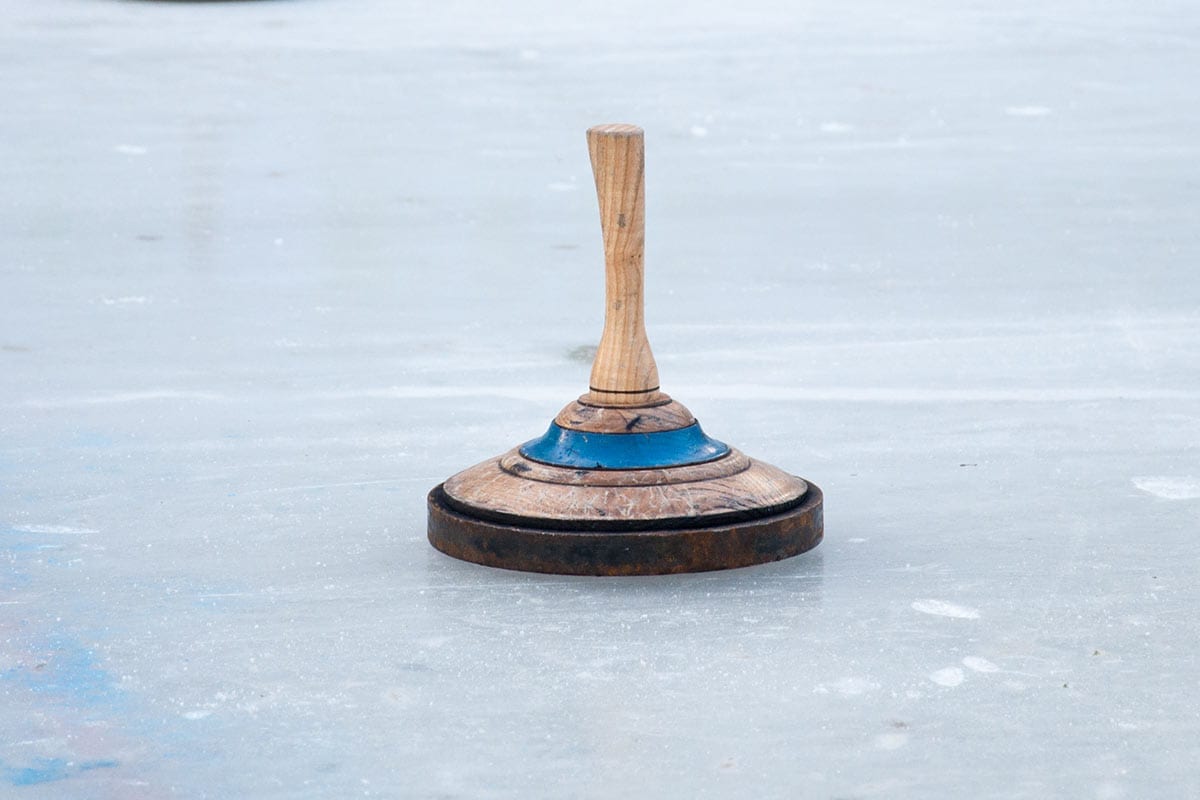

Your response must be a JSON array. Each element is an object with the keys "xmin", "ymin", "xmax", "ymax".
[
  {"xmin": 4, "ymin": 758, "xmax": 69, "ymax": 786},
  {"xmin": 12, "ymin": 633, "xmax": 123, "ymax": 707},
  {"xmin": 1, "ymin": 526, "xmax": 52, "ymax": 590},
  {"xmin": 1, "ymin": 523, "xmax": 125, "ymax": 785},
  {"xmin": 1, "ymin": 522, "xmax": 229, "ymax": 781},
  {"xmin": 2, "ymin": 526, "xmax": 121, "ymax": 708},
  {"xmin": 1, "ymin": 757, "xmax": 119, "ymax": 786}
]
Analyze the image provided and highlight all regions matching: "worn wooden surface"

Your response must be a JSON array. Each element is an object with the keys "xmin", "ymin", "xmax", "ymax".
[
  {"xmin": 585, "ymin": 124, "xmax": 662, "ymax": 407},
  {"xmin": 443, "ymin": 447, "xmax": 808, "ymax": 527},
  {"xmin": 553, "ymin": 395, "xmax": 695, "ymax": 433}
]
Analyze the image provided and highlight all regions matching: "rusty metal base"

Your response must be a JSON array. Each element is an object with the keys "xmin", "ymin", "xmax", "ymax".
[{"xmin": 426, "ymin": 482, "xmax": 823, "ymax": 576}]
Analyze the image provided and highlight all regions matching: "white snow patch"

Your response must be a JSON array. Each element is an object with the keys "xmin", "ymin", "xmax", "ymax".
[
  {"xmin": 815, "ymin": 676, "xmax": 880, "ymax": 696},
  {"xmin": 547, "ymin": 181, "xmax": 576, "ymax": 192},
  {"xmin": 929, "ymin": 667, "xmax": 964, "ymax": 687},
  {"xmin": 819, "ymin": 121, "xmax": 854, "ymax": 133},
  {"xmin": 11, "ymin": 524, "xmax": 98, "ymax": 534},
  {"xmin": 689, "ymin": 125, "xmax": 709, "ymax": 138},
  {"xmin": 182, "ymin": 710, "xmax": 212, "ymax": 720},
  {"xmin": 115, "ymin": 144, "xmax": 147, "ymax": 155},
  {"xmin": 101, "ymin": 296, "xmax": 151, "ymax": 305},
  {"xmin": 875, "ymin": 732, "xmax": 909, "ymax": 750},
  {"xmin": 1133, "ymin": 476, "xmax": 1200, "ymax": 500},
  {"xmin": 912, "ymin": 599, "xmax": 980, "ymax": 619},
  {"xmin": 963, "ymin": 656, "xmax": 1000, "ymax": 673}
]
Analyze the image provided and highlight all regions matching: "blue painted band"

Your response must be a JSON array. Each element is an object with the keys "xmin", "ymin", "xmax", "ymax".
[{"xmin": 519, "ymin": 422, "xmax": 730, "ymax": 470}]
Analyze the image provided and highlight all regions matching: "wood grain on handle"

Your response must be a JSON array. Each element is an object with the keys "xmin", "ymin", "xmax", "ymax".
[{"xmin": 585, "ymin": 124, "xmax": 663, "ymax": 408}]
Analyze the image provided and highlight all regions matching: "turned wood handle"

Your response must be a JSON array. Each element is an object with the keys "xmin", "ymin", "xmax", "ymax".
[{"xmin": 585, "ymin": 124, "xmax": 662, "ymax": 407}]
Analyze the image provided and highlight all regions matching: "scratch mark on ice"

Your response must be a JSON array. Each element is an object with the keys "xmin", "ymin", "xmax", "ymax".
[{"xmin": 11, "ymin": 524, "xmax": 97, "ymax": 534}]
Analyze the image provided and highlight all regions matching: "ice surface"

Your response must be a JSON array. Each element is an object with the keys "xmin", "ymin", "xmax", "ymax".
[{"xmin": 2, "ymin": 0, "xmax": 1198, "ymax": 797}]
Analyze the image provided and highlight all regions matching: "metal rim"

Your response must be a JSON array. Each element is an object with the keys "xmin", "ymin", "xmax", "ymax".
[{"xmin": 427, "ymin": 481, "xmax": 823, "ymax": 576}]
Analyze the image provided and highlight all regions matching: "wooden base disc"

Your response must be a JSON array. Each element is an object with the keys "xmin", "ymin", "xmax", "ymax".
[
  {"xmin": 443, "ymin": 448, "xmax": 808, "ymax": 531},
  {"xmin": 426, "ymin": 481, "xmax": 823, "ymax": 576}
]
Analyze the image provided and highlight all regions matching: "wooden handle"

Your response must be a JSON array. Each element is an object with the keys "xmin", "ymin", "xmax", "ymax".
[{"xmin": 585, "ymin": 124, "xmax": 662, "ymax": 407}]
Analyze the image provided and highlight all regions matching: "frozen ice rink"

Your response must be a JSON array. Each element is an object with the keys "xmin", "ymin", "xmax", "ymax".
[{"xmin": 2, "ymin": 0, "xmax": 1198, "ymax": 796}]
